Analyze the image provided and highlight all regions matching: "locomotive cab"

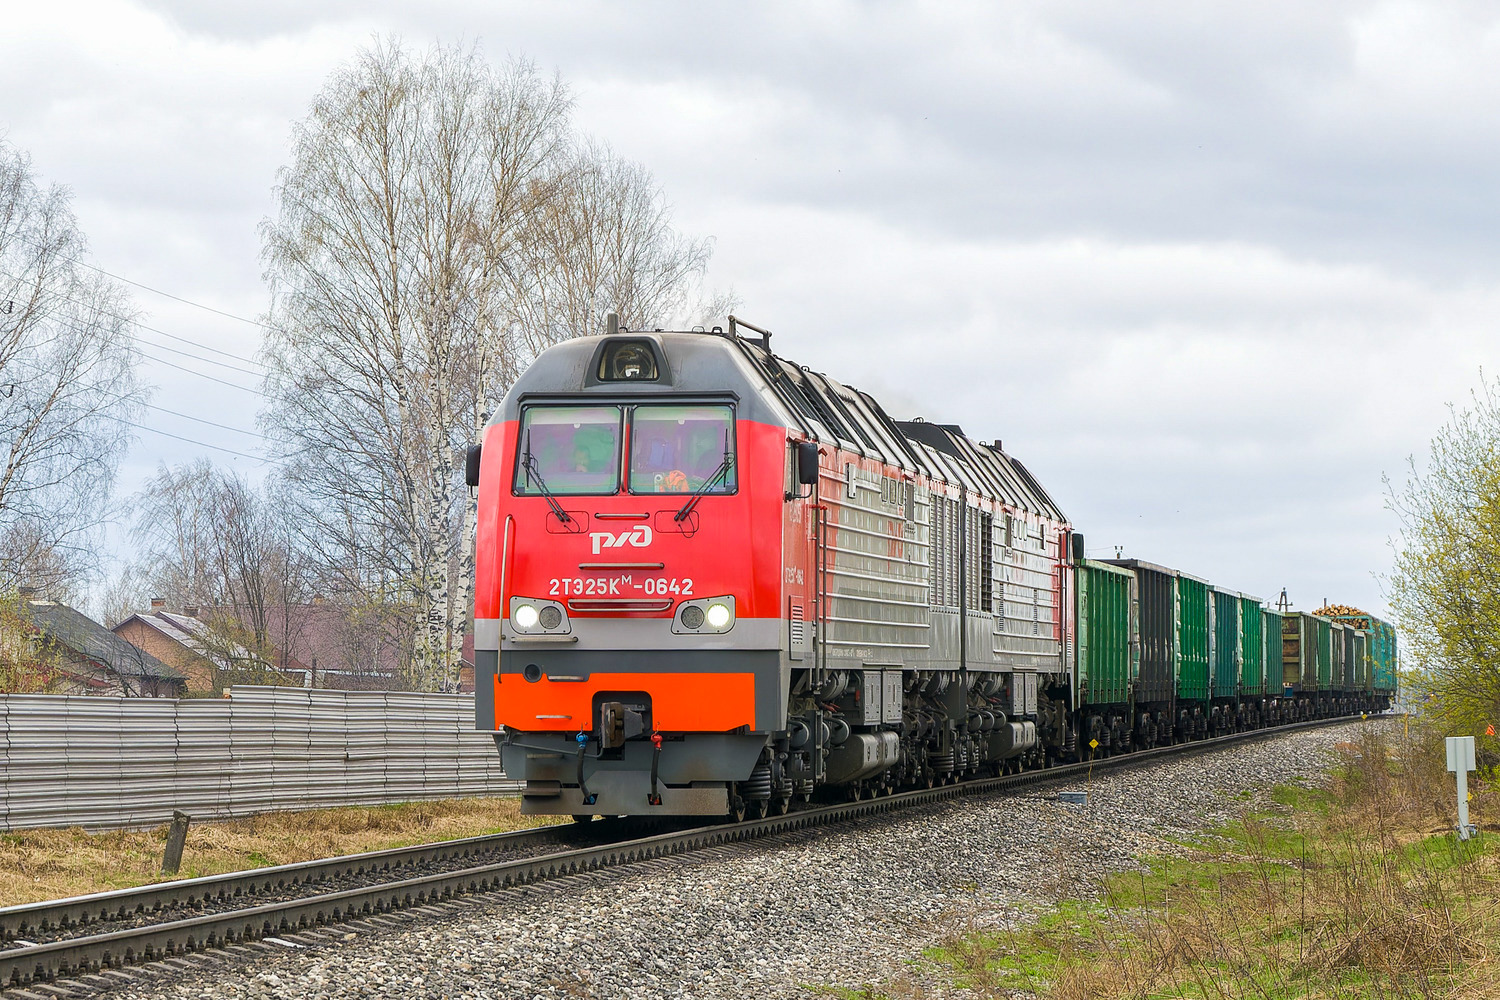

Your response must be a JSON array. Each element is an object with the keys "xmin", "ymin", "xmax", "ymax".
[{"xmin": 473, "ymin": 328, "xmax": 794, "ymax": 816}]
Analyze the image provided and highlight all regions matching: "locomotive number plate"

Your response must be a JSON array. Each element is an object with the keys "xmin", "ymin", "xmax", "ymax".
[{"xmin": 549, "ymin": 576, "xmax": 695, "ymax": 597}]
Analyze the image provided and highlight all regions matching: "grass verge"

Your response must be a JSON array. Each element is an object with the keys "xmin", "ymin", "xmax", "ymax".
[
  {"xmin": 818, "ymin": 721, "xmax": 1500, "ymax": 999},
  {"xmin": 0, "ymin": 796, "xmax": 557, "ymax": 907},
  {"xmin": 917, "ymin": 721, "xmax": 1500, "ymax": 999}
]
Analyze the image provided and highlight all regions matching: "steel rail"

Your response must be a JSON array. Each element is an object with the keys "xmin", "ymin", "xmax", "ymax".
[
  {"xmin": 0, "ymin": 715, "xmax": 1369, "ymax": 989},
  {"xmin": 0, "ymin": 822, "xmax": 593, "ymax": 943}
]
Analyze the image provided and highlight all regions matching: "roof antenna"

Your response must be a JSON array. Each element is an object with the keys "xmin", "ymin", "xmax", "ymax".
[{"xmin": 606, "ymin": 311, "xmax": 619, "ymax": 336}]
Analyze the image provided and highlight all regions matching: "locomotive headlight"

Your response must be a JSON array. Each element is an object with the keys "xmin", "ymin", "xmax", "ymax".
[
  {"xmin": 508, "ymin": 597, "xmax": 570, "ymax": 636},
  {"xmin": 671, "ymin": 595, "xmax": 735, "ymax": 635}
]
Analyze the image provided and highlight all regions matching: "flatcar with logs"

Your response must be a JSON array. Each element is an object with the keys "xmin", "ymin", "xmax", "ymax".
[{"xmin": 468, "ymin": 316, "xmax": 1396, "ymax": 819}]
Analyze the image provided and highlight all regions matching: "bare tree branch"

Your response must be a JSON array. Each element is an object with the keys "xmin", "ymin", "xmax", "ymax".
[{"xmin": 0, "ymin": 142, "xmax": 147, "ymax": 597}]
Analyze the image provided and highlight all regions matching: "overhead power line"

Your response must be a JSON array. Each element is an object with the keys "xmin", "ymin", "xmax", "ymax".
[
  {"xmin": 117, "ymin": 417, "xmax": 274, "ymax": 463},
  {"xmin": 6, "ymin": 233, "xmax": 274, "ymax": 332},
  {"xmin": 135, "ymin": 351, "xmax": 264, "ymax": 395},
  {"xmin": 140, "ymin": 339, "xmax": 262, "ymax": 377},
  {"xmin": 143, "ymin": 402, "xmax": 266, "ymax": 439},
  {"xmin": 1, "ymin": 349, "xmax": 274, "ymax": 459},
  {"xmin": 145, "ymin": 323, "xmax": 261, "ymax": 365},
  {"xmin": 4, "ymin": 348, "xmax": 268, "ymax": 439},
  {"xmin": 0, "ymin": 266, "xmax": 267, "ymax": 370}
]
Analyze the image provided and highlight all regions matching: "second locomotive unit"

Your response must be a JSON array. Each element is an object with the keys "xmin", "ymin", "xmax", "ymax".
[{"xmin": 469, "ymin": 316, "xmax": 1394, "ymax": 819}]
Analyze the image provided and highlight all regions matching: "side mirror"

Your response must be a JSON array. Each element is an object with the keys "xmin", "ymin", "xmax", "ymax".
[
  {"xmin": 796, "ymin": 441, "xmax": 819, "ymax": 486},
  {"xmin": 465, "ymin": 443, "xmax": 483, "ymax": 488}
]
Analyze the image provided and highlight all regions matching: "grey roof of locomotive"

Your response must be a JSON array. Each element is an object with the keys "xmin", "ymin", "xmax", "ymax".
[{"xmin": 494, "ymin": 328, "xmax": 1068, "ymax": 521}]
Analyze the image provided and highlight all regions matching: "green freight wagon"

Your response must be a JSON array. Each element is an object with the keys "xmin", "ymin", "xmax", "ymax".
[
  {"xmin": 1316, "ymin": 616, "xmax": 1333, "ymax": 690},
  {"xmin": 1351, "ymin": 628, "xmax": 1370, "ymax": 692},
  {"xmin": 1282, "ymin": 612, "xmax": 1326, "ymax": 693},
  {"xmin": 1177, "ymin": 574, "xmax": 1212, "ymax": 702},
  {"xmin": 1323, "ymin": 608, "xmax": 1398, "ymax": 701},
  {"xmin": 1240, "ymin": 595, "xmax": 1265, "ymax": 697},
  {"xmin": 1211, "ymin": 587, "xmax": 1241, "ymax": 700},
  {"xmin": 1074, "ymin": 559, "xmax": 1138, "ymax": 708},
  {"xmin": 1263, "ymin": 608, "xmax": 1284, "ymax": 694},
  {"xmin": 1338, "ymin": 623, "xmax": 1358, "ymax": 691},
  {"xmin": 1338, "ymin": 620, "xmax": 1350, "ymax": 692},
  {"xmin": 1102, "ymin": 559, "xmax": 1178, "ymax": 710},
  {"xmin": 1371, "ymin": 619, "xmax": 1398, "ymax": 698}
]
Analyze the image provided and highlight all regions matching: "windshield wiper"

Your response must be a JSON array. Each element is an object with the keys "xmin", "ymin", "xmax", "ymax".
[
  {"xmin": 675, "ymin": 430, "xmax": 733, "ymax": 523},
  {"xmin": 523, "ymin": 431, "xmax": 571, "ymax": 523}
]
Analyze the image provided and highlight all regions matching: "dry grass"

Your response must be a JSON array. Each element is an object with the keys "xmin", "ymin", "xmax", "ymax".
[
  {"xmin": 922, "ymin": 720, "xmax": 1500, "ymax": 1000},
  {"xmin": 0, "ymin": 796, "xmax": 557, "ymax": 907}
]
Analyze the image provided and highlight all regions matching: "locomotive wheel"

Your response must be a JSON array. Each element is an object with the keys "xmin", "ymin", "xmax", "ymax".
[
  {"xmin": 771, "ymin": 794, "xmax": 790, "ymax": 815},
  {"xmin": 749, "ymin": 799, "xmax": 769, "ymax": 820},
  {"xmin": 729, "ymin": 796, "xmax": 747, "ymax": 823}
]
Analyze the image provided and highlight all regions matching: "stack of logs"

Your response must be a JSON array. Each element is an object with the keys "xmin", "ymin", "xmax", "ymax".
[{"xmin": 1313, "ymin": 603, "xmax": 1367, "ymax": 619}]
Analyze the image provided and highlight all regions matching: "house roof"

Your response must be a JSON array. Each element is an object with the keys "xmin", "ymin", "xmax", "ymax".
[
  {"xmin": 115, "ymin": 610, "xmax": 260, "ymax": 670},
  {"xmin": 25, "ymin": 600, "xmax": 185, "ymax": 681},
  {"xmin": 229, "ymin": 602, "xmax": 407, "ymax": 678}
]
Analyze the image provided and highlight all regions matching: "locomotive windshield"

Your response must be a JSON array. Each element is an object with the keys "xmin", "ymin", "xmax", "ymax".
[
  {"xmin": 512, "ymin": 402, "xmax": 735, "ymax": 496},
  {"xmin": 515, "ymin": 405, "xmax": 622, "ymax": 495},
  {"xmin": 629, "ymin": 404, "xmax": 736, "ymax": 495}
]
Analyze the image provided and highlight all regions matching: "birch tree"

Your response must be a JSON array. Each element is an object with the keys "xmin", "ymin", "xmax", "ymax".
[
  {"xmin": 260, "ymin": 40, "xmax": 570, "ymax": 690},
  {"xmin": 502, "ymin": 140, "xmax": 717, "ymax": 358},
  {"xmin": 262, "ymin": 40, "xmax": 724, "ymax": 690},
  {"xmin": 0, "ymin": 143, "xmax": 146, "ymax": 596}
]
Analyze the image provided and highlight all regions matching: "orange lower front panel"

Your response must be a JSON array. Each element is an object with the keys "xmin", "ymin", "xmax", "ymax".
[{"xmin": 494, "ymin": 671, "xmax": 754, "ymax": 732}]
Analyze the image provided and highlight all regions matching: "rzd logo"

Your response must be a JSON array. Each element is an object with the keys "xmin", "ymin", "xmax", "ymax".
[{"xmin": 589, "ymin": 525, "xmax": 653, "ymax": 555}]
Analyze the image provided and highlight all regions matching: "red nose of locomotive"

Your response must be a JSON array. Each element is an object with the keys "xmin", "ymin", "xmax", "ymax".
[{"xmin": 472, "ymin": 332, "xmax": 786, "ymax": 816}]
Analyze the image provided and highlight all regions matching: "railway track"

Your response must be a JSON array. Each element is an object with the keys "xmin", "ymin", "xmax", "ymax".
[{"xmin": 0, "ymin": 715, "xmax": 1371, "ymax": 992}]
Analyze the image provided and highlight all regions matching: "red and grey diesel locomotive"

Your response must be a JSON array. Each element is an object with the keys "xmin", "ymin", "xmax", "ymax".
[{"xmin": 470, "ymin": 317, "xmax": 1394, "ymax": 819}]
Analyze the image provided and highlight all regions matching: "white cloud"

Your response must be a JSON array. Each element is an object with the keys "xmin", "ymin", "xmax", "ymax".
[{"xmin": 5, "ymin": 0, "xmax": 1496, "ymax": 619}]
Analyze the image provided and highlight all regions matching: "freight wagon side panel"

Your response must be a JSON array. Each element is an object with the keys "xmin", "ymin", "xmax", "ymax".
[
  {"xmin": 1340, "ymin": 625, "xmax": 1357, "ymax": 691},
  {"xmin": 1176, "ymin": 576, "xmax": 1211, "ymax": 702},
  {"xmin": 1375, "ymin": 620, "xmax": 1398, "ymax": 694},
  {"xmin": 1075, "ymin": 560, "xmax": 1135, "ymax": 707},
  {"xmin": 1338, "ymin": 626, "xmax": 1350, "ymax": 695},
  {"xmin": 1282, "ymin": 613, "xmax": 1306, "ymax": 694},
  {"xmin": 1240, "ymin": 597, "xmax": 1264, "ymax": 696},
  {"xmin": 1212, "ymin": 588, "xmax": 1240, "ymax": 700},
  {"xmin": 1316, "ymin": 616, "xmax": 1333, "ymax": 690},
  {"xmin": 1261, "ymin": 609, "xmax": 1283, "ymax": 696},
  {"xmin": 1130, "ymin": 564, "xmax": 1177, "ymax": 706},
  {"xmin": 1352, "ymin": 630, "xmax": 1369, "ymax": 691}
]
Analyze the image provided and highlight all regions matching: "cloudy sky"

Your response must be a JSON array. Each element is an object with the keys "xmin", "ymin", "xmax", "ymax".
[{"xmin": 8, "ymin": 0, "xmax": 1498, "ymax": 617}]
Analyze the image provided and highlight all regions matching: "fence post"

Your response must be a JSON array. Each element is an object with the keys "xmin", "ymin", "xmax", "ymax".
[{"xmin": 161, "ymin": 810, "xmax": 191, "ymax": 875}]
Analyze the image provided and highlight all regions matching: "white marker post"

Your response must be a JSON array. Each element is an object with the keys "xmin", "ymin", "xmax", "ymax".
[{"xmin": 1446, "ymin": 735, "xmax": 1478, "ymax": 841}]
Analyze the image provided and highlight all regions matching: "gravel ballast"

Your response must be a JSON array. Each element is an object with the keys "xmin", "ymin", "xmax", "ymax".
[{"xmin": 76, "ymin": 721, "xmax": 1371, "ymax": 1000}]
